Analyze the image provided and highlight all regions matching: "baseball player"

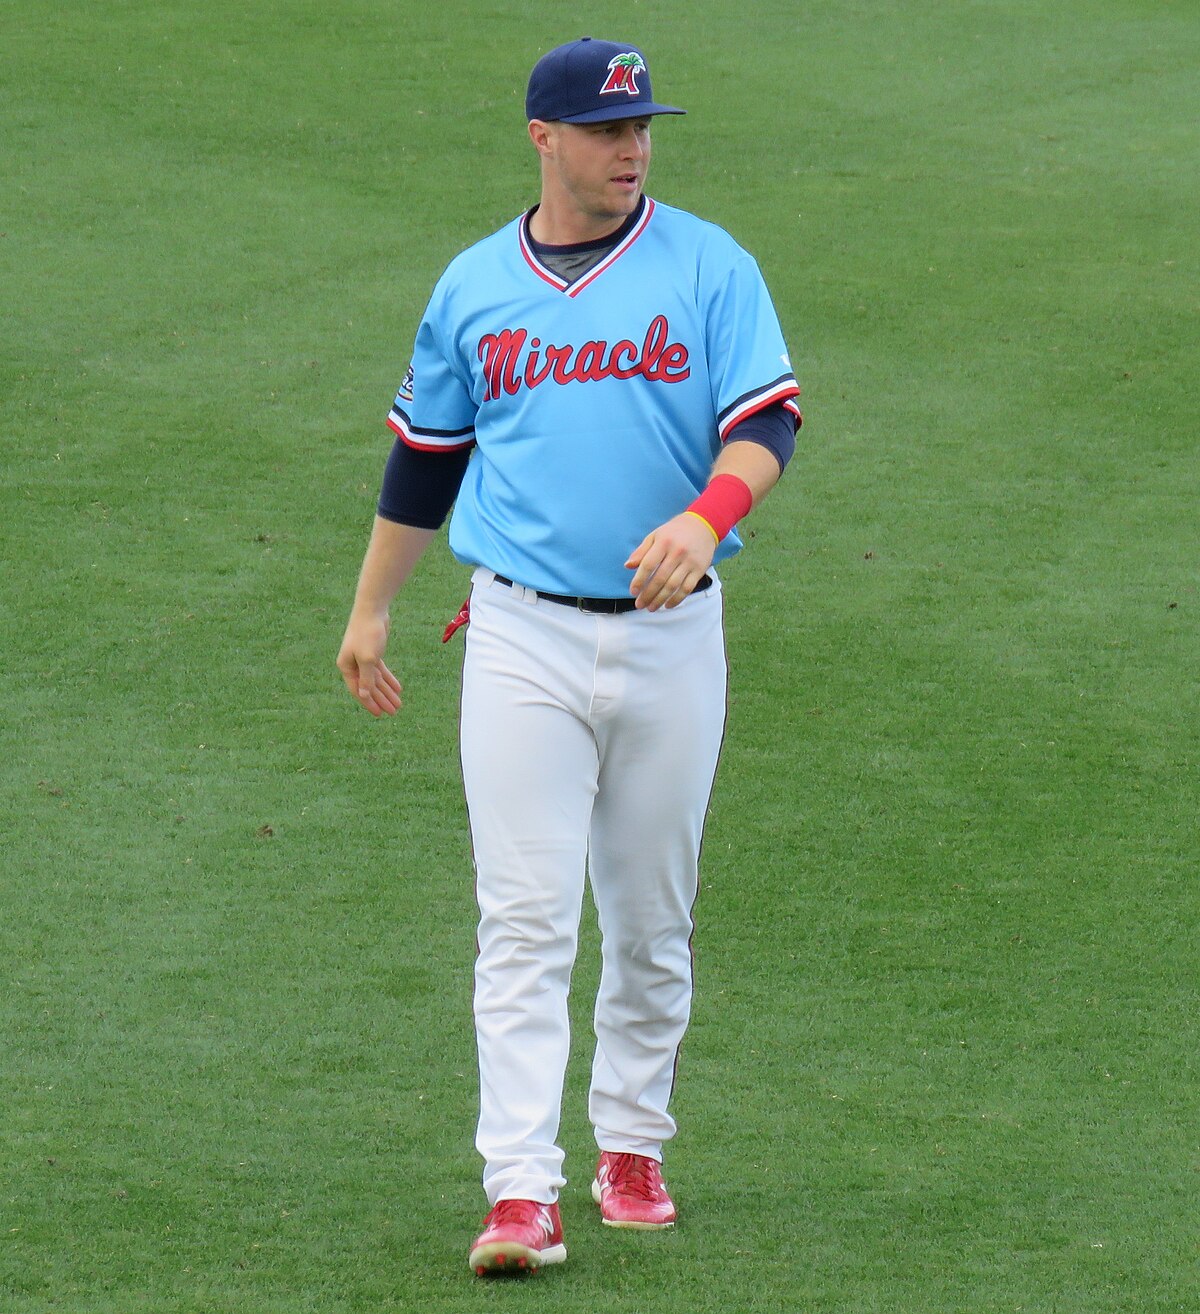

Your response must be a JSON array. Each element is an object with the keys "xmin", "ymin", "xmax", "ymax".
[{"xmin": 336, "ymin": 36, "xmax": 800, "ymax": 1276}]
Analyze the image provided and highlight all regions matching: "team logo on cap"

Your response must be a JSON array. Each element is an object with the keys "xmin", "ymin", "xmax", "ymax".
[{"xmin": 599, "ymin": 52, "xmax": 646, "ymax": 96}]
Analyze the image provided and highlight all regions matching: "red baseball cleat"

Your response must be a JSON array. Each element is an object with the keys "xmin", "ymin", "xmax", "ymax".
[
  {"xmin": 469, "ymin": 1199, "xmax": 567, "ymax": 1275},
  {"xmin": 591, "ymin": 1152, "xmax": 677, "ymax": 1229}
]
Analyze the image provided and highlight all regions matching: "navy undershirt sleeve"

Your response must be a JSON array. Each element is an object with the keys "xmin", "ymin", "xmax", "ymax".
[
  {"xmin": 376, "ymin": 438, "xmax": 471, "ymax": 529},
  {"xmin": 724, "ymin": 401, "xmax": 799, "ymax": 473}
]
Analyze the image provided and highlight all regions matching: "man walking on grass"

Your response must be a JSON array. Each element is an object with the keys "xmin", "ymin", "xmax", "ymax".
[{"xmin": 337, "ymin": 36, "xmax": 800, "ymax": 1274}]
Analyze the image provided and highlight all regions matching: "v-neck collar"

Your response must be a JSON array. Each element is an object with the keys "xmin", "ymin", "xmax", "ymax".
[{"xmin": 518, "ymin": 197, "xmax": 656, "ymax": 298}]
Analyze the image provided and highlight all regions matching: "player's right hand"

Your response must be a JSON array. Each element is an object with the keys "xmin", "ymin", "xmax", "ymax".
[{"xmin": 336, "ymin": 612, "xmax": 404, "ymax": 717}]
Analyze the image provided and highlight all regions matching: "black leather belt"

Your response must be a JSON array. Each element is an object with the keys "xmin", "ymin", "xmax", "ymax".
[{"xmin": 493, "ymin": 573, "xmax": 712, "ymax": 615}]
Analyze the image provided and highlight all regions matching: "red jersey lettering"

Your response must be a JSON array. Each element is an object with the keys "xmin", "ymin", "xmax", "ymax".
[{"xmin": 476, "ymin": 317, "xmax": 690, "ymax": 402}]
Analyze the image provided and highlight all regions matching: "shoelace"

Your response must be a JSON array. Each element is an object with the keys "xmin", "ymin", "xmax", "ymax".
[
  {"xmin": 487, "ymin": 1199, "xmax": 547, "ymax": 1230},
  {"xmin": 606, "ymin": 1153, "xmax": 662, "ymax": 1200}
]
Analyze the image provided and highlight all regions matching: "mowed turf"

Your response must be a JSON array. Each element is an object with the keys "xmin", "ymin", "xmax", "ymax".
[{"xmin": 2, "ymin": 1, "xmax": 1197, "ymax": 1310}]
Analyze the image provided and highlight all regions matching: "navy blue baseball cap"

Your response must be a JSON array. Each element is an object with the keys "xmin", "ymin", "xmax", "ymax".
[{"xmin": 526, "ymin": 37, "xmax": 685, "ymax": 124}]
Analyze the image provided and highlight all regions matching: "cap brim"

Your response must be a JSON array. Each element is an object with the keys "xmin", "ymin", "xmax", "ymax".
[{"xmin": 556, "ymin": 102, "xmax": 686, "ymax": 123}]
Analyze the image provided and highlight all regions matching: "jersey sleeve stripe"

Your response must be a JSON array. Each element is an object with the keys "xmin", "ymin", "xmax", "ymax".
[
  {"xmin": 717, "ymin": 376, "xmax": 802, "ymax": 439},
  {"xmin": 400, "ymin": 434, "xmax": 477, "ymax": 453},
  {"xmin": 387, "ymin": 407, "xmax": 476, "ymax": 451}
]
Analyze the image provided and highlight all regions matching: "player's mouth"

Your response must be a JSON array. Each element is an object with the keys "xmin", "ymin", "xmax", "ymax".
[{"xmin": 611, "ymin": 173, "xmax": 640, "ymax": 191}]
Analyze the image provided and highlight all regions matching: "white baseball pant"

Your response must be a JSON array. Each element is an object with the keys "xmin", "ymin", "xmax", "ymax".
[{"xmin": 459, "ymin": 568, "xmax": 728, "ymax": 1205}]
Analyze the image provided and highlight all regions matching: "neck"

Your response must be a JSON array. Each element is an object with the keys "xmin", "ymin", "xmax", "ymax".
[{"xmin": 527, "ymin": 198, "xmax": 635, "ymax": 246}]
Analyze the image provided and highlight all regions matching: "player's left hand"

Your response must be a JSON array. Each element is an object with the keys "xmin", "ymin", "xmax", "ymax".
[{"xmin": 625, "ymin": 513, "xmax": 717, "ymax": 611}]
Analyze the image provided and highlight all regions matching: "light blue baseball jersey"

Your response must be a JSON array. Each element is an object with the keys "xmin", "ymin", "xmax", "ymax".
[{"xmin": 387, "ymin": 197, "xmax": 800, "ymax": 597}]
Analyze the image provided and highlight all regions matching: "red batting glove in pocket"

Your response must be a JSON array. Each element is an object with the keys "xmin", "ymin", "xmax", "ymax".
[{"xmin": 442, "ymin": 597, "xmax": 471, "ymax": 643}]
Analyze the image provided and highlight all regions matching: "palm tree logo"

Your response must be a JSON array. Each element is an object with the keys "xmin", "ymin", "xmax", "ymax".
[{"xmin": 599, "ymin": 52, "xmax": 647, "ymax": 96}]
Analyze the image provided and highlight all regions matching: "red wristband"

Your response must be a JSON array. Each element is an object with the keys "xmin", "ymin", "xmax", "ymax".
[{"xmin": 685, "ymin": 474, "xmax": 753, "ymax": 543}]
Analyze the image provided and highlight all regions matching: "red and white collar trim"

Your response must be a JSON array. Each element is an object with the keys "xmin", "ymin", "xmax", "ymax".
[{"xmin": 519, "ymin": 198, "xmax": 656, "ymax": 297}]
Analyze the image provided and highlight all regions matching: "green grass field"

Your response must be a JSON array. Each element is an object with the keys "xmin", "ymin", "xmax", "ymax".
[{"xmin": 3, "ymin": 1, "xmax": 1197, "ymax": 1310}]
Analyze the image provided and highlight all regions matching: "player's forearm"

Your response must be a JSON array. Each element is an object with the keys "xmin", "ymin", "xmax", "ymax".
[
  {"xmin": 711, "ymin": 438, "xmax": 783, "ymax": 507},
  {"xmin": 349, "ymin": 517, "xmax": 437, "ymax": 618}
]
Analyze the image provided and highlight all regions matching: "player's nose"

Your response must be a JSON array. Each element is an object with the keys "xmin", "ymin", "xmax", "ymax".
[{"xmin": 618, "ymin": 125, "xmax": 646, "ymax": 158}]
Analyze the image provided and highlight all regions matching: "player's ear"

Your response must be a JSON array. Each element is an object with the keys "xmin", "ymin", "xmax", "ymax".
[{"xmin": 528, "ymin": 119, "xmax": 555, "ymax": 157}]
